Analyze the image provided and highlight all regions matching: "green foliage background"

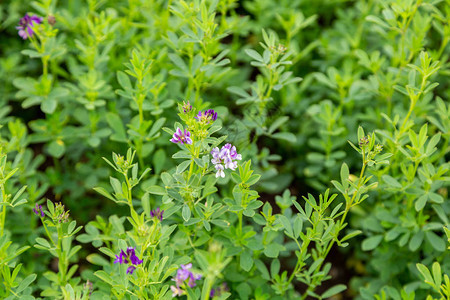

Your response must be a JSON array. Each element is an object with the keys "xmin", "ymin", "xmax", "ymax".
[{"xmin": 0, "ymin": 0, "xmax": 449, "ymax": 299}]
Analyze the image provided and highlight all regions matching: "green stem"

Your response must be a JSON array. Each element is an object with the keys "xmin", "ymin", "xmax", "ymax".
[
  {"xmin": 124, "ymin": 173, "xmax": 137, "ymax": 216},
  {"xmin": 302, "ymin": 154, "xmax": 367, "ymax": 297},
  {"xmin": 42, "ymin": 220, "xmax": 56, "ymax": 247},
  {"xmin": 57, "ymin": 225, "xmax": 67, "ymax": 284},
  {"xmin": 43, "ymin": 56, "xmax": 49, "ymax": 79},
  {"xmin": 238, "ymin": 212, "xmax": 243, "ymax": 238},
  {"xmin": 0, "ymin": 205, "xmax": 6, "ymax": 236}
]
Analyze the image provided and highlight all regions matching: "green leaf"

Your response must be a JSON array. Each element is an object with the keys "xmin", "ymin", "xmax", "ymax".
[
  {"xmin": 182, "ymin": 204, "xmax": 191, "ymax": 222},
  {"xmin": 268, "ymin": 116, "xmax": 289, "ymax": 134},
  {"xmin": 117, "ymin": 71, "xmax": 132, "ymax": 90},
  {"xmin": 41, "ymin": 97, "xmax": 57, "ymax": 114},
  {"xmin": 240, "ymin": 249, "xmax": 253, "ymax": 272},
  {"xmin": 361, "ymin": 235, "xmax": 383, "ymax": 251},
  {"xmin": 341, "ymin": 230, "xmax": 362, "ymax": 243},
  {"xmin": 47, "ymin": 140, "xmax": 65, "ymax": 158},
  {"xmin": 425, "ymin": 231, "xmax": 445, "ymax": 252},
  {"xmin": 16, "ymin": 274, "xmax": 37, "ymax": 293},
  {"xmin": 106, "ymin": 113, "xmax": 127, "ymax": 142},
  {"xmin": 93, "ymin": 187, "xmax": 116, "ymax": 202},
  {"xmin": 416, "ymin": 263, "xmax": 434, "ymax": 286},
  {"xmin": 245, "ymin": 49, "xmax": 264, "ymax": 62},
  {"xmin": 87, "ymin": 254, "xmax": 110, "ymax": 267},
  {"xmin": 293, "ymin": 216, "xmax": 303, "ymax": 239},
  {"xmin": 146, "ymin": 185, "xmax": 166, "ymax": 195},
  {"xmin": 271, "ymin": 132, "xmax": 296, "ymax": 142},
  {"xmin": 255, "ymin": 259, "xmax": 270, "ymax": 280},
  {"xmin": 35, "ymin": 238, "xmax": 51, "ymax": 249},
  {"xmin": 278, "ymin": 215, "xmax": 293, "ymax": 237},
  {"xmin": 321, "ymin": 284, "xmax": 347, "ymax": 298},
  {"xmin": 432, "ymin": 262, "xmax": 442, "ymax": 287},
  {"xmin": 415, "ymin": 194, "xmax": 428, "ymax": 211},
  {"xmin": 264, "ymin": 243, "xmax": 284, "ymax": 258},
  {"xmin": 382, "ymin": 175, "xmax": 402, "ymax": 189},
  {"xmin": 94, "ymin": 270, "xmax": 113, "ymax": 285},
  {"xmin": 408, "ymin": 231, "xmax": 424, "ymax": 252},
  {"xmin": 340, "ymin": 163, "xmax": 349, "ymax": 190}
]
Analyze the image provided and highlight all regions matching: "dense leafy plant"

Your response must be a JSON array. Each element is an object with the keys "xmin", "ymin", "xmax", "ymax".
[{"xmin": 0, "ymin": 0, "xmax": 448, "ymax": 299}]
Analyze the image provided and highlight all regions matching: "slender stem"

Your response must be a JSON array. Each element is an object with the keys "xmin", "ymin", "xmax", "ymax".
[
  {"xmin": 42, "ymin": 219, "xmax": 56, "ymax": 247},
  {"xmin": 0, "ymin": 205, "xmax": 6, "ymax": 236},
  {"xmin": 237, "ymin": 212, "xmax": 243, "ymax": 238},
  {"xmin": 123, "ymin": 173, "xmax": 137, "ymax": 217},
  {"xmin": 42, "ymin": 56, "xmax": 49, "ymax": 78},
  {"xmin": 302, "ymin": 154, "xmax": 367, "ymax": 297}
]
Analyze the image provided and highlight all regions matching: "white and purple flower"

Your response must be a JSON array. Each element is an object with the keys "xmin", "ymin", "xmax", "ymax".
[
  {"xmin": 17, "ymin": 14, "xmax": 43, "ymax": 40},
  {"xmin": 170, "ymin": 128, "xmax": 193, "ymax": 145},
  {"xmin": 170, "ymin": 263, "xmax": 202, "ymax": 297},
  {"xmin": 211, "ymin": 143, "xmax": 242, "ymax": 178}
]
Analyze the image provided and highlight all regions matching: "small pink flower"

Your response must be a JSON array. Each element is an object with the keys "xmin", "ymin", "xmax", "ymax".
[{"xmin": 170, "ymin": 128, "xmax": 193, "ymax": 145}]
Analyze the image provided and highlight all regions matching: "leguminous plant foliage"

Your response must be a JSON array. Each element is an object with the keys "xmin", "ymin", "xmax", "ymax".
[{"xmin": 0, "ymin": 0, "xmax": 449, "ymax": 299}]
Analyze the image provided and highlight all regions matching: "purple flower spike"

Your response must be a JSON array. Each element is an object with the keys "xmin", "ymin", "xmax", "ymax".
[
  {"xmin": 210, "ymin": 282, "xmax": 228, "ymax": 298},
  {"xmin": 150, "ymin": 207, "xmax": 164, "ymax": 221},
  {"xmin": 195, "ymin": 109, "xmax": 217, "ymax": 123},
  {"xmin": 126, "ymin": 265, "xmax": 136, "ymax": 274},
  {"xmin": 114, "ymin": 249, "xmax": 128, "ymax": 264},
  {"xmin": 16, "ymin": 14, "xmax": 43, "ymax": 40},
  {"xmin": 211, "ymin": 143, "xmax": 242, "ymax": 178},
  {"xmin": 188, "ymin": 273, "xmax": 202, "ymax": 287},
  {"xmin": 114, "ymin": 247, "xmax": 142, "ymax": 275},
  {"xmin": 171, "ymin": 263, "xmax": 202, "ymax": 297},
  {"xmin": 170, "ymin": 128, "xmax": 193, "ymax": 145},
  {"xmin": 33, "ymin": 204, "xmax": 45, "ymax": 217}
]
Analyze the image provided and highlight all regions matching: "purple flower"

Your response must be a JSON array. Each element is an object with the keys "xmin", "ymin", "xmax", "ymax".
[
  {"xmin": 170, "ymin": 128, "xmax": 193, "ymax": 145},
  {"xmin": 114, "ymin": 250, "xmax": 127, "ymax": 264},
  {"xmin": 33, "ymin": 204, "xmax": 45, "ymax": 217},
  {"xmin": 177, "ymin": 263, "xmax": 192, "ymax": 281},
  {"xmin": 150, "ymin": 207, "xmax": 164, "ymax": 221},
  {"xmin": 16, "ymin": 14, "xmax": 43, "ymax": 40},
  {"xmin": 211, "ymin": 143, "xmax": 242, "ymax": 178},
  {"xmin": 127, "ymin": 247, "xmax": 143, "ymax": 265},
  {"xmin": 195, "ymin": 109, "xmax": 217, "ymax": 123},
  {"xmin": 114, "ymin": 247, "xmax": 142, "ymax": 275},
  {"xmin": 210, "ymin": 282, "xmax": 228, "ymax": 298},
  {"xmin": 171, "ymin": 263, "xmax": 202, "ymax": 297},
  {"xmin": 188, "ymin": 273, "xmax": 202, "ymax": 288}
]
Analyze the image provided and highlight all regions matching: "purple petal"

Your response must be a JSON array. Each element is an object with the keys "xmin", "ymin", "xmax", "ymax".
[{"xmin": 126, "ymin": 265, "xmax": 136, "ymax": 274}]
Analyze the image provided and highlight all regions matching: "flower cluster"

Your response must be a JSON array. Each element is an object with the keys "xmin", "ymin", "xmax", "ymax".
[
  {"xmin": 170, "ymin": 263, "xmax": 202, "ymax": 297},
  {"xmin": 359, "ymin": 135, "xmax": 370, "ymax": 147},
  {"xmin": 182, "ymin": 101, "xmax": 192, "ymax": 113},
  {"xmin": 54, "ymin": 202, "xmax": 70, "ymax": 223},
  {"xmin": 170, "ymin": 128, "xmax": 193, "ymax": 145},
  {"xmin": 114, "ymin": 247, "xmax": 143, "ymax": 274},
  {"xmin": 210, "ymin": 282, "xmax": 229, "ymax": 298},
  {"xmin": 33, "ymin": 204, "xmax": 45, "ymax": 217},
  {"xmin": 211, "ymin": 143, "xmax": 242, "ymax": 178},
  {"xmin": 195, "ymin": 109, "xmax": 217, "ymax": 123},
  {"xmin": 17, "ymin": 14, "xmax": 43, "ymax": 40},
  {"xmin": 150, "ymin": 207, "xmax": 164, "ymax": 221}
]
